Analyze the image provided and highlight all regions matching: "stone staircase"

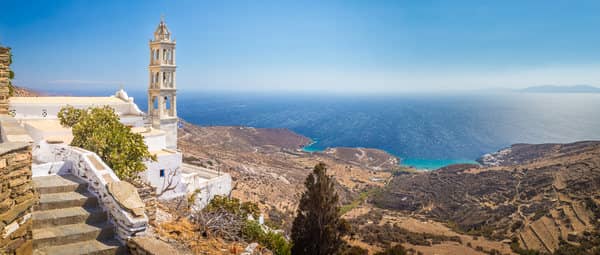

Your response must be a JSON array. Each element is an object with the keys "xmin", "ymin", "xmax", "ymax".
[{"xmin": 32, "ymin": 174, "xmax": 126, "ymax": 255}]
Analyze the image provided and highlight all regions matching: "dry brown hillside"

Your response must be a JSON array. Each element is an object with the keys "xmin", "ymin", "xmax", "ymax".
[
  {"xmin": 373, "ymin": 141, "xmax": 600, "ymax": 254},
  {"xmin": 177, "ymin": 120, "xmax": 395, "ymax": 231}
]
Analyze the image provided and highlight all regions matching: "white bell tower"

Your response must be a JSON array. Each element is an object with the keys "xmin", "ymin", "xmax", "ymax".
[{"xmin": 148, "ymin": 16, "xmax": 178, "ymax": 149}]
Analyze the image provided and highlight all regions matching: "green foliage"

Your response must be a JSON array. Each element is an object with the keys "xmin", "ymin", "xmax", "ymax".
[
  {"xmin": 204, "ymin": 195, "xmax": 260, "ymax": 219},
  {"xmin": 7, "ymin": 80, "xmax": 14, "ymax": 97},
  {"xmin": 374, "ymin": 245, "xmax": 407, "ymax": 255},
  {"xmin": 7, "ymin": 52, "xmax": 14, "ymax": 96},
  {"xmin": 242, "ymin": 220, "xmax": 292, "ymax": 255},
  {"xmin": 58, "ymin": 106, "xmax": 86, "ymax": 127},
  {"xmin": 340, "ymin": 246, "xmax": 369, "ymax": 255},
  {"xmin": 340, "ymin": 188, "xmax": 380, "ymax": 215},
  {"xmin": 291, "ymin": 162, "xmax": 349, "ymax": 255},
  {"xmin": 57, "ymin": 106, "xmax": 156, "ymax": 181}
]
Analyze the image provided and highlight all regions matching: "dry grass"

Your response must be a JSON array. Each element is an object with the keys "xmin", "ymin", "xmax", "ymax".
[{"xmin": 155, "ymin": 219, "xmax": 250, "ymax": 255}]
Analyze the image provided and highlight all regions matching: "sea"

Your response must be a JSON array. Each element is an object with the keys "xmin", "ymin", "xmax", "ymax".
[{"xmin": 44, "ymin": 88, "xmax": 600, "ymax": 170}]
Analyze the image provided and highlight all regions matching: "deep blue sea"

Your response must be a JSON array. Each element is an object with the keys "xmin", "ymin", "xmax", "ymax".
[{"xmin": 45, "ymin": 88, "xmax": 600, "ymax": 169}]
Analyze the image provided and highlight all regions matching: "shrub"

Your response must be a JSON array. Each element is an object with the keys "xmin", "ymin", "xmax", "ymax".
[
  {"xmin": 58, "ymin": 106, "xmax": 156, "ymax": 180},
  {"xmin": 341, "ymin": 246, "xmax": 368, "ymax": 255},
  {"xmin": 375, "ymin": 244, "xmax": 407, "ymax": 255},
  {"xmin": 242, "ymin": 220, "xmax": 291, "ymax": 255},
  {"xmin": 204, "ymin": 195, "xmax": 260, "ymax": 219}
]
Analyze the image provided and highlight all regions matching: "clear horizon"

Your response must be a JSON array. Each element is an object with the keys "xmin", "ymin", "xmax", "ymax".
[{"xmin": 3, "ymin": 1, "xmax": 600, "ymax": 93}]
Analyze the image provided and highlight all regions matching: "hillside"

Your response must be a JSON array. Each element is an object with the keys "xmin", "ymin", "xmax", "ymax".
[
  {"xmin": 372, "ymin": 141, "xmax": 600, "ymax": 254},
  {"xmin": 177, "ymin": 120, "xmax": 397, "ymax": 230}
]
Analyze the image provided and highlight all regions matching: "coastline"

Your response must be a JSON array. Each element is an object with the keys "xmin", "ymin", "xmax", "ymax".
[{"xmin": 302, "ymin": 139, "xmax": 480, "ymax": 170}]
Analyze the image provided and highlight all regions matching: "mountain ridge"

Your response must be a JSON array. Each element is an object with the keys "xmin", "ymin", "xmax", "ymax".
[{"xmin": 520, "ymin": 85, "xmax": 600, "ymax": 93}]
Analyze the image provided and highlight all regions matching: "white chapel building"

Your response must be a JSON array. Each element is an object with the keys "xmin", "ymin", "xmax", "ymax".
[{"xmin": 3, "ymin": 18, "xmax": 231, "ymax": 206}]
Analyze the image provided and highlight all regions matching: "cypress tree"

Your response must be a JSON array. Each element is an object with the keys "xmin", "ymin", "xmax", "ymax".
[{"xmin": 291, "ymin": 162, "xmax": 348, "ymax": 255}]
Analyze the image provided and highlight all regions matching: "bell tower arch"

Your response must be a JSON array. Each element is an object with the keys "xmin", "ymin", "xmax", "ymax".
[{"xmin": 148, "ymin": 16, "xmax": 178, "ymax": 149}]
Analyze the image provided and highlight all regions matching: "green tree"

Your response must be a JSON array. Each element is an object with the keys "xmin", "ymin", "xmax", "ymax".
[
  {"xmin": 7, "ymin": 52, "xmax": 14, "ymax": 96},
  {"xmin": 58, "ymin": 106, "xmax": 156, "ymax": 180},
  {"xmin": 291, "ymin": 162, "xmax": 349, "ymax": 255}
]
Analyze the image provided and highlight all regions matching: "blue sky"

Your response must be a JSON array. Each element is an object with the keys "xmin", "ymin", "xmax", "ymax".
[{"xmin": 2, "ymin": 0, "xmax": 600, "ymax": 93}]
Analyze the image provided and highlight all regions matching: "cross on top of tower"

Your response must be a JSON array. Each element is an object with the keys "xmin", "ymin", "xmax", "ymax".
[{"xmin": 154, "ymin": 16, "xmax": 171, "ymax": 42}]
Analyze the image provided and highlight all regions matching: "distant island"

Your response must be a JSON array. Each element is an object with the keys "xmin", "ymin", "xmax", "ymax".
[{"xmin": 521, "ymin": 84, "xmax": 600, "ymax": 93}]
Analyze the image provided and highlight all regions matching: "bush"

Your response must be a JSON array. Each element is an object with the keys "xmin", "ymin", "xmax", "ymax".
[
  {"xmin": 242, "ymin": 220, "xmax": 291, "ymax": 255},
  {"xmin": 341, "ymin": 246, "xmax": 368, "ymax": 255},
  {"xmin": 204, "ymin": 195, "xmax": 260, "ymax": 219},
  {"xmin": 375, "ymin": 244, "xmax": 407, "ymax": 255},
  {"xmin": 58, "ymin": 106, "xmax": 155, "ymax": 180}
]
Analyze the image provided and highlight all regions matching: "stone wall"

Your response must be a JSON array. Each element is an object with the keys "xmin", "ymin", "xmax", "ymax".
[
  {"xmin": 0, "ymin": 46, "xmax": 11, "ymax": 114},
  {"xmin": 0, "ymin": 142, "xmax": 35, "ymax": 255},
  {"xmin": 133, "ymin": 181, "xmax": 158, "ymax": 223}
]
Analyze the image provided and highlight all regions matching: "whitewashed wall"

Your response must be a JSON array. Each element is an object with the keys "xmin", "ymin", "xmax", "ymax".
[
  {"xmin": 140, "ymin": 151, "xmax": 185, "ymax": 199},
  {"xmin": 10, "ymin": 102, "xmax": 134, "ymax": 120},
  {"xmin": 143, "ymin": 132, "xmax": 167, "ymax": 152}
]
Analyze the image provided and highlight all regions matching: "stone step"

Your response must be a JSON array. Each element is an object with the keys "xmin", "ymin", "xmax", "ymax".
[
  {"xmin": 33, "ymin": 239, "xmax": 126, "ymax": 255},
  {"xmin": 33, "ymin": 174, "xmax": 88, "ymax": 194},
  {"xmin": 33, "ymin": 223, "xmax": 115, "ymax": 249},
  {"xmin": 33, "ymin": 206, "xmax": 107, "ymax": 229},
  {"xmin": 35, "ymin": 191, "xmax": 98, "ymax": 211}
]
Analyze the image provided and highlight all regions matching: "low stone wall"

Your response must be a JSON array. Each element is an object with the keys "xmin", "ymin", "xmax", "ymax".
[
  {"xmin": 127, "ymin": 236, "xmax": 178, "ymax": 255},
  {"xmin": 133, "ymin": 181, "xmax": 158, "ymax": 223},
  {"xmin": 46, "ymin": 143, "xmax": 148, "ymax": 242},
  {"xmin": 0, "ymin": 46, "xmax": 11, "ymax": 115},
  {"xmin": 0, "ymin": 142, "xmax": 35, "ymax": 255}
]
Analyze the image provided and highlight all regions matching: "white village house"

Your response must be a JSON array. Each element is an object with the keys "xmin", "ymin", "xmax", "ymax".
[{"xmin": 5, "ymin": 18, "xmax": 231, "ymax": 205}]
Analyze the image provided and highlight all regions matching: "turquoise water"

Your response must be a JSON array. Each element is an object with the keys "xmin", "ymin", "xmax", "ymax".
[
  {"xmin": 302, "ymin": 140, "xmax": 325, "ymax": 152},
  {"xmin": 303, "ymin": 142, "xmax": 479, "ymax": 170},
  {"xmin": 401, "ymin": 158, "xmax": 479, "ymax": 170}
]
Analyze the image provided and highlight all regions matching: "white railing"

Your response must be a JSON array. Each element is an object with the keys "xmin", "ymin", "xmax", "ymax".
[{"xmin": 47, "ymin": 143, "xmax": 148, "ymax": 242}]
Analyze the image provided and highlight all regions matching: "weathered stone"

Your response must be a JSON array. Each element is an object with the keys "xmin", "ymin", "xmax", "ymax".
[
  {"xmin": 15, "ymin": 240, "xmax": 32, "ymax": 255},
  {"xmin": 12, "ymin": 182, "xmax": 32, "ymax": 195},
  {"xmin": 9, "ymin": 176, "xmax": 27, "ymax": 188},
  {"xmin": 0, "ymin": 198, "xmax": 34, "ymax": 224},
  {"xmin": 107, "ymin": 181, "xmax": 145, "ymax": 217},
  {"xmin": 128, "ymin": 236, "xmax": 178, "ymax": 255},
  {"xmin": 2, "ymin": 221, "xmax": 19, "ymax": 238},
  {"xmin": 5, "ymin": 238, "xmax": 25, "ymax": 252},
  {"xmin": 0, "ymin": 158, "xmax": 7, "ymax": 169},
  {"xmin": 13, "ymin": 191, "xmax": 33, "ymax": 204},
  {"xmin": 13, "ymin": 152, "xmax": 30, "ymax": 162},
  {"xmin": 0, "ymin": 189, "xmax": 9, "ymax": 201},
  {"xmin": 0, "ymin": 199, "xmax": 14, "ymax": 214},
  {"xmin": 11, "ymin": 219, "xmax": 30, "ymax": 238},
  {"xmin": 7, "ymin": 167, "xmax": 29, "ymax": 179}
]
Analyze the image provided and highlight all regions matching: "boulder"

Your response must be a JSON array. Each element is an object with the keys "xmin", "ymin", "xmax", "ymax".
[{"xmin": 107, "ymin": 181, "xmax": 146, "ymax": 217}]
